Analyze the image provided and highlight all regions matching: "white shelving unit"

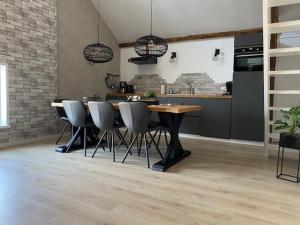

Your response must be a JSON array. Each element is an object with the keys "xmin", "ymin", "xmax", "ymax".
[{"xmin": 263, "ymin": 0, "xmax": 300, "ymax": 156}]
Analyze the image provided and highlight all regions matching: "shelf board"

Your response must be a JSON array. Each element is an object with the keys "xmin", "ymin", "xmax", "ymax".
[
  {"xmin": 269, "ymin": 20, "xmax": 300, "ymax": 34},
  {"xmin": 269, "ymin": 107, "xmax": 291, "ymax": 111},
  {"xmin": 269, "ymin": 90, "xmax": 300, "ymax": 94},
  {"xmin": 269, "ymin": 0, "xmax": 300, "ymax": 7},
  {"xmin": 269, "ymin": 70, "xmax": 300, "ymax": 75},
  {"xmin": 269, "ymin": 47, "xmax": 300, "ymax": 57}
]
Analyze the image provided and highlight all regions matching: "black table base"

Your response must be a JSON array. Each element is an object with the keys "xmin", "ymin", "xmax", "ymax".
[
  {"xmin": 55, "ymin": 126, "xmax": 100, "ymax": 153},
  {"xmin": 152, "ymin": 113, "xmax": 191, "ymax": 172}
]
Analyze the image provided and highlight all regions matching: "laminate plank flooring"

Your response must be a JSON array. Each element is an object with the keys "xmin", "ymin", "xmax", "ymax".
[{"xmin": 0, "ymin": 137, "xmax": 300, "ymax": 225}]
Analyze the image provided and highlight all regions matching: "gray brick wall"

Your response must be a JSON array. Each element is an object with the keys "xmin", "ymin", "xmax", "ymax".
[
  {"xmin": 129, "ymin": 73, "xmax": 225, "ymax": 95},
  {"xmin": 0, "ymin": 0, "xmax": 57, "ymax": 144}
]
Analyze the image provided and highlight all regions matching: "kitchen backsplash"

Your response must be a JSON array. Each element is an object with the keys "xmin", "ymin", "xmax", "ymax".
[{"xmin": 129, "ymin": 73, "xmax": 225, "ymax": 95}]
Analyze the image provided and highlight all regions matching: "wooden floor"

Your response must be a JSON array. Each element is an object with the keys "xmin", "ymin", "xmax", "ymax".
[{"xmin": 1, "ymin": 136, "xmax": 300, "ymax": 225}]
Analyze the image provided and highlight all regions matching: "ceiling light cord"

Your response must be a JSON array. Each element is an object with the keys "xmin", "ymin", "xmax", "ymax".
[
  {"xmin": 98, "ymin": 0, "xmax": 100, "ymax": 43},
  {"xmin": 150, "ymin": 0, "xmax": 153, "ymax": 35}
]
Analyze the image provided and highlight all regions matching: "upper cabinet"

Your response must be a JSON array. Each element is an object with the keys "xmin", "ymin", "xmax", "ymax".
[{"xmin": 234, "ymin": 32, "xmax": 263, "ymax": 47}]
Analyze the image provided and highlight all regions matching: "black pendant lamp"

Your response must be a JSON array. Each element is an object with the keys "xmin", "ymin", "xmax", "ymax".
[
  {"xmin": 83, "ymin": 0, "xmax": 113, "ymax": 63},
  {"xmin": 134, "ymin": 0, "xmax": 168, "ymax": 58}
]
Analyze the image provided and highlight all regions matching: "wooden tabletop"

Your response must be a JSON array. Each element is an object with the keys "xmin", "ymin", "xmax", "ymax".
[{"xmin": 51, "ymin": 102, "xmax": 202, "ymax": 114}]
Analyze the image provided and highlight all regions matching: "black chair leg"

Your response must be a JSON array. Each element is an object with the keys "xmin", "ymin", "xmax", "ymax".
[
  {"xmin": 56, "ymin": 122, "xmax": 69, "ymax": 145},
  {"xmin": 144, "ymin": 133, "xmax": 150, "ymax": 168},
  {"xmin": 92, "ymin": 131, "xmax": 107, "ymax": 158},
  {"xmin": 122, "ymin": 134, "xmax": 138, "ymax": 164},
  {"xmin": 138, "ymin": 134, "xmax": 143, "ymax": 156},
  {"xmin": 112, "ymin": 131, "xmax": 115, "ymax": 162},
  {"xmin": 115, "ymin": 129, "xmax": 131, "ymax": 155},
  {"xmin": 148, "ymin": 132, "xmax": 163, "ymax": 159},
  {"xmin": 65, "ymin": 127, "xmax": 81, "ymax": 153},
  {"xmin": 116, "ymin": 128, "xmax": 129, "ymax": 148},
  {"xmin": 84, "ymin": 127, "xmax": 87, "ymax": 157},
  {"xmin": 148, "ymin": 130, "xmax": 158, "ymax": 147}
]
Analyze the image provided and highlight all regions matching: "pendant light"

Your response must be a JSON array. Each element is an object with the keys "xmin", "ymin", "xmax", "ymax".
[
  {"xmin": 83, "ymin": 0, "xmax": 113, "ymax": 63},
  {"xmin": 134, "ymin": 0, "xmax": 168, "ymax": 58}
]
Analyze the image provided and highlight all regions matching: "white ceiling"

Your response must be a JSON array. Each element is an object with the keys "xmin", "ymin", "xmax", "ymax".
[{"xmin": 91, "ymin": 0, "xmax": 263, "ymax": 43}]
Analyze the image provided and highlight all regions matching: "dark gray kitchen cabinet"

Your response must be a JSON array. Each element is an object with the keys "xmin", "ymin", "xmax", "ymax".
[
  {"xmin": 180, "ymin": 116, "xmax": 202, "ymax": 135},
  {"xmin": 165, "ymin": 97, "xmax": 231, "ymax": 139},
  {"xmin": 198, "ymin": 99, "xmax": 231, "ymax": 139},
  {"xmin": 234, "ymin": 32, "xmax": 263, "ymax": 47},
  {"xmin": 231, "ymin": 72, "xmax": 264, "ymax": 142}
]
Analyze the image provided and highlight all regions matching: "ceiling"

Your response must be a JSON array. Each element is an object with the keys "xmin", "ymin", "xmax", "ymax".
[{"xmin": 91, "ymin": 0, "xmax": 263, "ymax": 43}]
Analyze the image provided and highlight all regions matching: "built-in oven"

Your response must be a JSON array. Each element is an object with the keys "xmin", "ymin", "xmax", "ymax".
[{"xmin": 234, "ymin": 46, "xmax": 263, "ymax": 72}]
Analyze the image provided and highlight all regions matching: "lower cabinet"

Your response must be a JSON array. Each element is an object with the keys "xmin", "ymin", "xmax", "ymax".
[
  {"xmin": 180, "ymin": 116, "xmax": 202, "ymax": 135},
  {"xmin": 164, "ymin": 97, "xmax": 232, "ymax": 139}
]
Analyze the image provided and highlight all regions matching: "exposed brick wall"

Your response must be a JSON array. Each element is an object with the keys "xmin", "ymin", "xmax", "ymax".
[
  {"xmin": 0, "ymin": 0, "xmax": 57, "ymax": 144},
  {"xmin": 129, "ymin": 73, "xmax": 225, "ymax": 95}
]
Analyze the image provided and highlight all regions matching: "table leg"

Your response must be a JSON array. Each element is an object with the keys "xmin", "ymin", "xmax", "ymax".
[
  {"xmin": 55, "ymin": 126, "xmax": 100, "ymax": 153},
  {"xmin": 152, "ymin": 113, "xmax": 191, "ymax": 172}
]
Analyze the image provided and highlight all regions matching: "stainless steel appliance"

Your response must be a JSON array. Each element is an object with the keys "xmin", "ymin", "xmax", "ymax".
[{"xmin": 234, "ymin": 46, "xmax": 263, "ymax": 72}]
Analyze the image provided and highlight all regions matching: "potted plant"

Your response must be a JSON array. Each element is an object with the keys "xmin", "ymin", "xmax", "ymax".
[
  {"xmin": 144, "ymin": 90, "xmax": 157, "ymax": 99},
  {"xmin": 274, "ymin": 105, "xmax": 300, "ymax": 149}
]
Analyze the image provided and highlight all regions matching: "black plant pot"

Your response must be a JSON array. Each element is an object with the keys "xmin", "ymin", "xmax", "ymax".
[{"xmin": 279, "ymin": 132, "xmax": 300, "ymax": 150}]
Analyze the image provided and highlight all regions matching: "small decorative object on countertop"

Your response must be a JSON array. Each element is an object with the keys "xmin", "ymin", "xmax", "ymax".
[{"xmin": 275, "ymin": 105, "xmax": 300, "ymax": 183}]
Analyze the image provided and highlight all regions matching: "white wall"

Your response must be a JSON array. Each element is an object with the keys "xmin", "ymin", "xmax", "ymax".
[{"xmin": 120, "ymin": 37, "xmax": 234, "ymax": 84}]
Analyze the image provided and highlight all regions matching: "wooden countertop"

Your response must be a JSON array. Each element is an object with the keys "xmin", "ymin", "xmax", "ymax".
[
  {"xmin": 106, "ymin": 92, "xmax": 232, "ymax": 99},
  {"xmin": 51, "ymin": 102, "xmax": 202, "ymax": 114}
]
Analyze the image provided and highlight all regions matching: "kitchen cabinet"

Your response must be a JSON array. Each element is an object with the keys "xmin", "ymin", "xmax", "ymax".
[
  {"xmin": 234, "ymin": 32, "xmax": 263, "ymax": 47},
  {"xmin": 231, "ymin": 72, "xmax": 264, "ymax": 142},
  {"xmin": 164, "ymin": 97, "xmax": 232, "ymax": 139}
]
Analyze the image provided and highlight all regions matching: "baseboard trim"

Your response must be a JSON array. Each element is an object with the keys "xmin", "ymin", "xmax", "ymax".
[
  {"xmin": 0, "ymin": 134, "xmax": 58, "ymax": 150},
  {"xmin": 178, "ymin": 133, "xmax": 264, "ymax": 147}
]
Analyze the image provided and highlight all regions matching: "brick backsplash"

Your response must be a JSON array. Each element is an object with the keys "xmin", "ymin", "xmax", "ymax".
[
  {"xmin": 0, "ymin": 0, "xmax": 57, "ymax": 144},
  {"xmin": 129, "ymin": 73, "xmax": 225, "ymax": 95}
]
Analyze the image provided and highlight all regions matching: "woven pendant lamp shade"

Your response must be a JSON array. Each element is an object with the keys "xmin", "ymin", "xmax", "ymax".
[
  {"xmin": 134, "ymin": 35, "xmax": 168, "ymax": 57},
  {"xmin": 83, "ymin": 0, "xmax": 113, "ymax": 64},
  {"xmin": 134, "ymin": 0, "xmax": 168, "ymax": 58},
  {"xmin": 83, "ymin": 43, "xmax": 113, "ymax": 63}
]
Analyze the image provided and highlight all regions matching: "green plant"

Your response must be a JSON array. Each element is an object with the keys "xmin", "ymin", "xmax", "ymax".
[
  {"xmin": 144, "ymin": 90, "xmax": 156, "ymax": 98},
  {"xmin": 274, "ymin": 105, "xmax": 300, "ymax": 134}
]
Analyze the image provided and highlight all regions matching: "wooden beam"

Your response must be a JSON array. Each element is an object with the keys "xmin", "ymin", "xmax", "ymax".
[{"xmin": 119, "ymin": 27, "xmax": 263, "ymax": 48}]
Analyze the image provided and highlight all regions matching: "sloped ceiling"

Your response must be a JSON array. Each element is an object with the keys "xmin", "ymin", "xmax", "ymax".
[{"xmin": 91, "ymin": 0, "xmax": 263, "ymax": 43}]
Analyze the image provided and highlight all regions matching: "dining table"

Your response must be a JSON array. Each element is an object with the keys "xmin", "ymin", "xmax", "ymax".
[{"xmin": 51, "ymin": 102, "xmax": 202, "ymax": 172}]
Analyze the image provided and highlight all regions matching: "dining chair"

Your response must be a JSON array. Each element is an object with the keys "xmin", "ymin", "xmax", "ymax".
[
  {"xmin": 53, "ymin": 98, "xmax": 72, "ymax": 145},
  {"xmin": 63, "ymin": 100, "xmax": 94, "ymax": 156},
  {"xmin": 119, "ymin": 102, "xmax": 163, "ymax": 168},
  {"xmin": 88, "ymin": 101, "xmax": 128, "ymax": 162}
]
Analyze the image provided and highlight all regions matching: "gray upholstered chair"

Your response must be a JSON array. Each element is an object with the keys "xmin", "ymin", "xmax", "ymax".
[
  {"xmin": 119, "ymin": 102, "xmax": 163, "ymax": 168},
  {"xmin": 53, "ymin": 98, "xmax": 72, "ymax": 145},
  {"xmin": 63, "ymin": 100, "xmax": 92, "ymax": 156},
  {"xmin": 88, "ymin": 101, "xmax": 128, "ymax": 162}
]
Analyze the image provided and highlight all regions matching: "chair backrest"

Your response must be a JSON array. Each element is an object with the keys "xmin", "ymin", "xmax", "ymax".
[
  {"xmin": 88, "ymin": 101, "xmax": 115, "ymax": 130},
  {"xmin": 119, "ymin": 102, "xmax": 150, "ymax": 133},
  {"xmin": 53, "ymin": 98, "xmax": 68, "ymax": 118},
  {"xmin": 62, "ymin": 100, "xmax": 86, "ymax": 127}
]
